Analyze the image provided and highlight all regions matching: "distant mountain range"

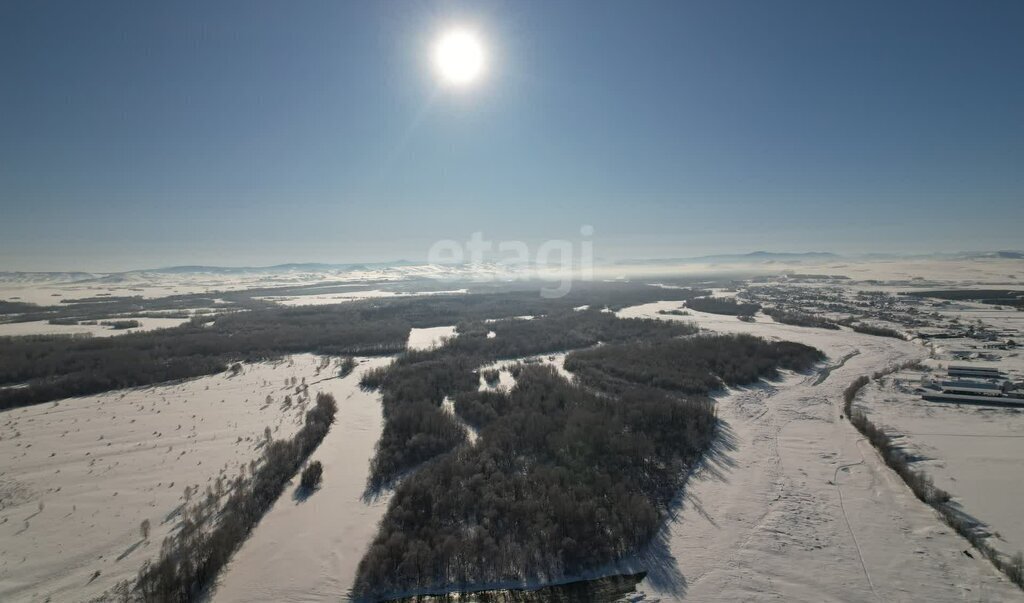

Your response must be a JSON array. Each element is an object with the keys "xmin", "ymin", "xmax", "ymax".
[
  {"xmin": 1, "ymin": 251, "xmax": 1021, "ymax": 283},
  {"xmin": 141, "ymin": 260, "xmax": 418, "ymax": 275},
  {"xmin": 618, "ymin": 250, "xmax": 1024, "ymax": 265},
  {"xmin": 617, "ymin": 251, "xmax": 842, "ymax": 265}
]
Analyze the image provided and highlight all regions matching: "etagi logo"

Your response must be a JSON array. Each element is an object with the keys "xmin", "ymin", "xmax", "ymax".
[{"xmin": 427, "ymin": 226, "xmax": 595, "ymax": 298}]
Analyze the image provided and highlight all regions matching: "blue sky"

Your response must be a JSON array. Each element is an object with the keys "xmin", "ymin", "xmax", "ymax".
[{"xmin": 1, "ymin": 1, "xmax": 1022, "ymax": 271}]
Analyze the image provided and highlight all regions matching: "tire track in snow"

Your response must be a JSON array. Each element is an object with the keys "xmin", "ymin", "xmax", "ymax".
[{"xmin": 833, "ymin": 444, "xmax": 881, "ymax": 603}]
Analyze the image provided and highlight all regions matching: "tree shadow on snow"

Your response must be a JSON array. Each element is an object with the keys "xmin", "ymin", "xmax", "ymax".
[
  {"xmin": 292, "ymin": 483, "xmax": 318, "ymax": 503},
  {"xmin": 615, "ymin": 419, "xmax": 740, "ymax": 598}
]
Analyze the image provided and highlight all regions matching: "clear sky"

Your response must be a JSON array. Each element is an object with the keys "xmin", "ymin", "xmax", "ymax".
[{"xmin": 1, "ymin": 1, "xmax": 1022, "ymax": 271}]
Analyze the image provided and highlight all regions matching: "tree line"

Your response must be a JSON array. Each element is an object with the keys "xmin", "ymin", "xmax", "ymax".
[
  {"xmin": 849, "ymin": 322, "xmax": 904, "ymax": 339},
  {"xmin": 686, "ymin": 296, "xmax": 761, "ymax": 316},
  {"xmin": 1, "ymin": 283, "xmax": 706, "ymax": 411},
  {"xmin": 0, "ymin": 308, "xmax": 410, "ymax": 410},
  {"xmin": 131, "ymin": 393, "xmax": 338, "ymax": 602},
  {"xmin": 564, "ymin": 333, "xmax": 824, "ymax": 395},
  {"xmin": 762, "ymin": 306, "xmax": 841, "ymax": 330}
]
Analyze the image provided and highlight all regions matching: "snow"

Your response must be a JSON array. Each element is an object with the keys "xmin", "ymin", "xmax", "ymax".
[
  {"xmin": 0, "ymin": 317, "xmax": 189, "ymax": 338},
  {"xmin": 484, "ymin": 315, "xmax": 535, "ymax": 323},
  {"xmin": 478, "ymin": 365, "xmax": 515, "ymax": 392},
  {"xmin": 613, "ymin": 301, "xmax": 1023, "ymax": 601},
  {"xmin": 255, "ymin": 290, "xmax": 399, "ymax": 306},
  {"xmin": 210, "ymin": 358, "xmax": 392, "ymax": 602},
  {"xmin": 256, "ymin": 289, "xmax": 468, "ymax": 307},
  {"xmin": 407, "ymin": 326, "xmax": 457, "ymax": 351},
  {"xmin": 0, "ymin": 354, "xmax": 339, "ymax": 602},
  {"xmin": 856, "ymin": 370, "xmax": 1024, "ymax": 557},
  {"xmin": 477, "ymin": 352, "xmax": 575, "ymax": 392},
  {"xmin": 441, "ymin": 397, "xmax": 478, "ymax": 445},
  {"xmin": 4, "ymin": 259, "xmax": 1024, "ymax": 601}
]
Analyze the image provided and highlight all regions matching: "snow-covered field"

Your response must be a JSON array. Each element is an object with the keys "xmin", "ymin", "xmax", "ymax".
[
  {"xmin": 254, "ymin": 290, "xmax": 401, "ymax": 306},
  {"xmin": 205, "ymin": 292, "xmax": 1024, "ymax": 603},
  {"xmin": 615, "ymin": 302, "xmax": 1023, "ymax": 601},
  {"xmin": 0, "ymin": 354, "xmax": 346, "ymax": 602},
  {"xmin": 0, "ymin": 317, "xmax": 189, "ymax": 338},
  {"xmin": 210, "ymin": 357, "xmax": 392, "ymax": 602},
  {"xmin": 0, "ymin": 265, "xmax": 478, "ymax": 308},
  {"xmin": 257, "ymin": 289, "xmax": 468, "ymax": 307},
  {"xmin": 2, "ymin": 256, "xmax": 1020, "ymax": 306},
  {"xmin": 856, "ymin": 373, "xmax": 1024, "ymax": 556},
  {"xmin": 0, "ymin": 265, "xmax": 472, "ymax": 306},
  {"xmin": 3, "ymin": 258, "xmax": 1024, "ymax": 602},
  {"xmin": 406, "ymin": 325, "xmax": 457, "ymax": 351}
]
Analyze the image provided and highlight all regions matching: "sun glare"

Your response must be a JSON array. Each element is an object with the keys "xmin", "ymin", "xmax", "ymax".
[{"xmin": 434, "ymin": 28, "xmax": 485, "ymax": 86}]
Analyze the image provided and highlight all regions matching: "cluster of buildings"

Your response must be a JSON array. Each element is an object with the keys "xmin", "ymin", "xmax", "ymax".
[{"xmin": 921, "ymin": 365, "xmax": 1024, "ymax": 408}]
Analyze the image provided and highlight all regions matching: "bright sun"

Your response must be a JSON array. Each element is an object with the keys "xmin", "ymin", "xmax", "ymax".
[{"xmin": 433, "ymin": 29, "xmax": 485, "ymax": 86}]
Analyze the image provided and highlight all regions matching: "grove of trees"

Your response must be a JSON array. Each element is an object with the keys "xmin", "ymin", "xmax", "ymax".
[
  {"xmin": 762, "ymin": 306, "xmax": 841, "ymax": 330},
  {"xmin": 686, "ymin": 296, "xmax": 761, "ymax": 316},
  {"xmin": 353, "ymin": 366, "xmax": 716, "ymax": 599},
  {"xmin": 354, "ymin": 327, "xmax": 824, "ymax": 599},
  {"xmin": 564, "ymin": 333, "xmax": 824, "ymax": 395},
  {"xmin": 360, "ymin": 309, "xmax": 697, "ymax": 489}
]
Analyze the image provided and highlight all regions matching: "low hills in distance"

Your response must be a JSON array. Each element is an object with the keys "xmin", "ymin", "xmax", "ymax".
[{"xmin": 2, "ymin": 250, "xmax": 1020, "ymax": 285}]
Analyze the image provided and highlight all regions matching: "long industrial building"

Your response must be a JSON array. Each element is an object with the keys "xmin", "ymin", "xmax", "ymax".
[
  {"xmin": 939, "ymin": 380, "xmax": 1005, "ymax": 396},
  {"xmin": 922, "ymin": 391, "xmax": 1024, "ymax": 408},
  {"xmin": 947, "ymin": 364, "xmax": 1006, "ymax": 380}
]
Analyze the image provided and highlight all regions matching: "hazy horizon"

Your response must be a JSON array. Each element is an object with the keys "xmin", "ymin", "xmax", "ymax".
[{"xmin": 4, "ymin": 247, "xmax": 1024, "ymax": 275}]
